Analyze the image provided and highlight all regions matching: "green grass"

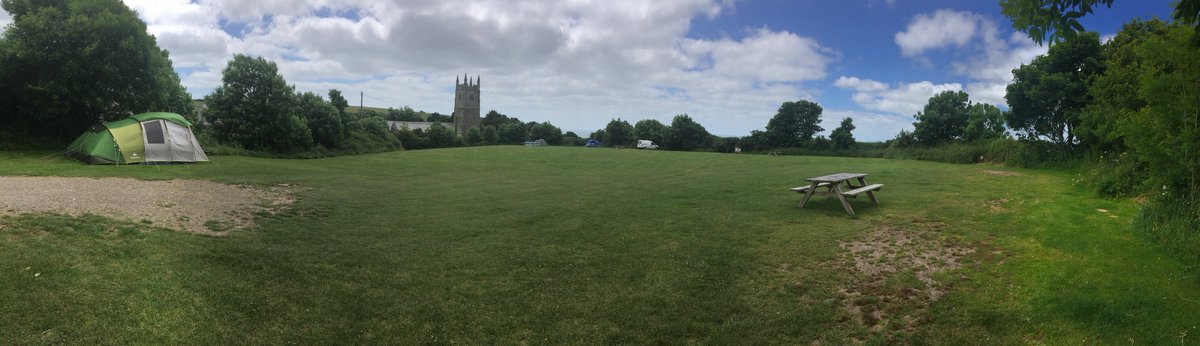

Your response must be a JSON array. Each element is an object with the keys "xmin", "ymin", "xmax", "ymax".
[{"xmin": 1, "ymin": 147, "xmax": 1198, "ymax": 343}]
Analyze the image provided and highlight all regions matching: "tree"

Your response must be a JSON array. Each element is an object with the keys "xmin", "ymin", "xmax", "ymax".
[
  {"xmin": 0, "ymin": 0, "xmax": 192, "ymax": 143},
  {"xmin": 829, "ymin": 117, "xmax": 857, "ymax": 149},
  {"xmin": 426, "ymin": 123, "xmax": 460, "ymax": 148},
  {"xmin": 1105, "ymin": 23, "xmax": 1200, "ymax": 194},
  {"xmin": 482, "ymin": 110, "xmax": 514, "ymax": 127},
  {"xmin": 203, "ymin": 55, "xmax": 312, "ymax": 152},
  {"xmin": 765, "ymin": 100, "xmax": 824, "ymax": 148},
  {"xmin": 298, "ymin": 92, "xmax": 344, "ymax": 149},
  {"xmin": 1080, "ymin": 19, "xmax": 1167, "ymax": 153},
  {"xmin": 386, "ymin": 106, "xmax": 422, "ymax": 122},
  {"xmin": 328, "ymin": 89, "xmax": 349, "ymax": 115},
  {"xmin": 1005, "ymin": 32, "xmax": 1102, "ymax": 151},
  {"xmin": 633, "ymin": 119, "xmax": 668, "ymax": 145},
  {"xmin": 464, "ymin": 127, "xmax": 484, "ymax": 146},
  {"xmin": 1000, "ymin": 0, "xmax": 1199, "ymax": 45},
  {"xmin": 427, "ymin": 112, "xmax": 451, "ymax": 122},
  {"xmin": 603, "ymin": 118, "xmax": 634, "ymax": 147},
  {"xmin": 963, "ymin": 103, "xmax": 1008, "ymax": 141},
  {"xmin": 497, "ymin": 122, "xmax": 527, "ymax": 144},
  {"xmin": 529, "ymin": 122, "xmax": 564, "ymax": 145},
  {"xmin": 912, "ymin": 90, "xmax": 971, "ymax": 145},
  {"xmin": 664, "ymin": 114, "xmax": 710, "ymax": 151}
]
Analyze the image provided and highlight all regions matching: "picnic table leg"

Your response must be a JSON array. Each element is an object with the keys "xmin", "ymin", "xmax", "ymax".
[
  {"xmin": 832, "ymin": 182, "xmax": 856, "ymax": 216},
  {"xmin": 857, "ymin": 177, "xmax": 879, "ymax": 204},
  {"xmin": 798, "ymin": 181, "xmax": 819, "ymax": 208}
]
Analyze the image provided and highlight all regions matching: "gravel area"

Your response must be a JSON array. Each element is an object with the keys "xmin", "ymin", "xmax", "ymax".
[{"xmin": 0, "ymin": 176, "xmax": 294, "ymax": 235}]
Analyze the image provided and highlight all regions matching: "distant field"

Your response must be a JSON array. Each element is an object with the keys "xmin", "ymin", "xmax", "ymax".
[{"xmin": 1, "ymin": 147, "xmax": 1197, "ymax": 343}]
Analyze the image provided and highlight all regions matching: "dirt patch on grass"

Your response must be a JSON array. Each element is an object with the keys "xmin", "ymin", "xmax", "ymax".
[
  {"xmin": 979, "ymin": 169, "xmax": 1022, "ymax": 176},
  {"xmin": 829, "ymin": 223, "xmax": 975, "ymax": 338},
  {"xmin": 0, "ymin": 176, "xmax": 294, "ymax": 235}
]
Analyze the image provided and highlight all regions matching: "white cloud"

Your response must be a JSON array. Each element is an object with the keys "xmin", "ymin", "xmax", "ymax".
[
  {"xmin": 890, "ymin": 9, "xmax": 1048, "ymax": 109},
  {"xmin": 835, "ymin": 76, "xmax": 962, "ymax": 116},
  {"xmin": 121, "ymin": 0, "xmax": 836, "ymax": 137},
  {"xmin": 894, "ymin": 9, "xmax": 981, "ymax": 58}
]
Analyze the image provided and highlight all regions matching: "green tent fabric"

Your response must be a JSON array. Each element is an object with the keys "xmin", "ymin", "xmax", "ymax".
[{"xmin": 66, "ymin": 112, "xmax": 209, "ymax": 164}]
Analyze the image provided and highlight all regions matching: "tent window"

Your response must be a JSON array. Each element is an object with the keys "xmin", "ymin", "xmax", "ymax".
[{"xmin": 144, "ymin": 120, "xmax": 165, "ymax": 144}]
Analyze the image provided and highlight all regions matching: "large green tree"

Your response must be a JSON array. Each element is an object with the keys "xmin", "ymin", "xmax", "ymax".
[
  {"xmin": 603, "ymin": 118, "xmax": 634, "ymax": 147},
  {"xmin": 963, "ymin": 103, "xmax": 1008, "ymax": 141},
  {"xmin": 1106, "ymin": 23, "xmax": 1200, "ymax": 194},
  {"xmin": 529, "ymin": 121, "xmax": 564, "ymax": 145},
  {"xmin": 829, "ymin": 117, "xmax": 856, "ymax": 149},
  {"xmin": 0, "ymin": 0, "xmax": 192, "ymax": 143},
  {"xmin": 765, "ymin": 100, "xmax": 823, "ymax": 148},
  {"xmin": 1000, "ymin": 0, "xmax": 1199, "ymax": 45},
  {"xmin": 912, "ymin": 90, "xmax": 970, "ymax": 145},
  {"xmin": 204, "ymin": 55, "xmax": 312, "ymax": 152},
  {"xmin": 633, "ymin": 119, "xmax": 668, "ymax": 145},
  {"xmin": 1005, "ymin": 32, "xmax": 1102, "ymax": 150},
  {"xmin": 297, "ymin": 92, "xmax": 344, "ymax": 149},
  {"xmin": 664, "ymin": 114, "xmax": 710, "ymax": 151}
]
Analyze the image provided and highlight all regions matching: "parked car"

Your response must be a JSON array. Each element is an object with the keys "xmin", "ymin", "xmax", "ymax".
[{"xmin": 637, "ymin": 140, "xmax": 659, "ymax": 149}]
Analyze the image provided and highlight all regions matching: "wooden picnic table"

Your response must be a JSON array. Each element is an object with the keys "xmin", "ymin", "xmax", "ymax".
[{"xmin": 790, "ymin": 172, "xmax": 884, "ymax": 216}]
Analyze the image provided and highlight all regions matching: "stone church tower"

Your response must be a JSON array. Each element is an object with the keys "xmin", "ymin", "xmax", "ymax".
[{"xmin": 453, "ymin": 74, "xmax": 481, "ymax": 136}]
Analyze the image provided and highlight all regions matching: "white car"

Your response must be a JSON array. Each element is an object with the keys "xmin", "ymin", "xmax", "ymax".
[{"xmin": 637, "ymin": 140, "xmax": 659, "ymax": 149}]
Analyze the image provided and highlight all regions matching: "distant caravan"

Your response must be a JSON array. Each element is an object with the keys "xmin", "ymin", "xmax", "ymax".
[{"xmin": 637, "ymin": 140, "xmax": 659, "ymax": 149}]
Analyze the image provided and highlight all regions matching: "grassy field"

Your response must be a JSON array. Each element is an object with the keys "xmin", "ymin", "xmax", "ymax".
[{"xmin": 1, "ymin": 147, "xmax": 1198, "ymax": 344}]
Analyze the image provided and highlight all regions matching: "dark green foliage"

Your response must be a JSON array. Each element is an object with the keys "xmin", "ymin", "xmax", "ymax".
[
  {"xmin": 710, "ymin": 137, "xmax": 738, "ymax": 153},
  {"xmin": 528, "ymin": 122, "xmax": 563, "ymax": 145},
  {"xmin": 963, "ymin": 103, "xmax": 1008, "ymax": 141},
  {"xmin": 889, "ymin": 130, "xmax": 917, "ymax": 148},
  {"xmin": 913, "ymin": 91, "xmax": 970, "ymax": 145},
  {"xmin": 464, "ymin": 128, "xmax": 484, "ymax": 146},
  {"xmin": 603, "ymin": 118, "xmax": 634, "ymax": 147},
  {"xmin": 386, "ymin": 106, "xmax": 424, "ymax": 121},
  {"xmin": 395, "ymin": 128, "xmax": 429, "ymax": 150},
  {"xmin": 766, "ymin": 100, "xmax": 824, "ymax": 148},
  {"xmin": 1005, "ymin": 32, "xmax": 1102, "ymax": 150},
  {"xmin": 589, "ymin": 129, "xmax": 605, "ymax": 141},
  {"xmin": 562, "ymin": 131, "xmax": 586, "ymax": 146},
  {"xmin": 425, "ymin": 123, "xmax": 460, "ymax": 148},
  {"xmin": 633, "ymin": 119, "xmax": 668, "ymax": 145},
  {"xmin": 482, "ymin": 110, "xmax": 515, "ymax": 127},
  {"xmin": 297, "ymin": 92, "xmax": 344, "ymax": 149},
  {"xmin": 737, "ymin": 130, "xmax": 770, "ymax": 152},
  {"xmin": 427, "ymin": 112, "xmax": 451, "ymax": 123},
  {"xmin": 1002, "ymin": 0, "xmax": 1199, "ymax": 45},
  {"xmin": 0, "ymin": 0, "xmax": 192, "ymax": 144},
  {"xmin": 203, "ymin": 55, "xmax": 312, "ymax": 153},
  {"xmin": 830, "ymin": 117, "xmax": 856, "ymax": 149},
  {"xmin": 664, "ymin": 114, "xmax": 710, "ymax": 151},
  {"xmin": 810, "ymin": 135, "xmax": 831, "ymax": 151},
  {"xmin": 1000, "ymin": 0, "xmax": 1115, "ymax": 45},
  {"xmin": 497, "ymin": 122, "xmax": 528, "ymax": 144}
]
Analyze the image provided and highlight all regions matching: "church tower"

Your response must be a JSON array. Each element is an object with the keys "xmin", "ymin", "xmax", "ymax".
[{"xmin": 453, "ymin": 74, "xmax": 481, "ymax": 136}]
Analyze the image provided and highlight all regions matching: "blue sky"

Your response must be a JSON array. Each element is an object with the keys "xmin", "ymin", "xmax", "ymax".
[{"xmin": 112, "ymin": 0, "xmax": 1177, "ymax": 141}]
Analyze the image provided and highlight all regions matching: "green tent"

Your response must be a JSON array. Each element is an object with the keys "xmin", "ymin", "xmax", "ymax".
[{"xmin": 66, "ymin": 112, "xmax": 209, "ymax": 164}]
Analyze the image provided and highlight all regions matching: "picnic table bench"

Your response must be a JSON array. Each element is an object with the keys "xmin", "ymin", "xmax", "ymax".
[{"xmin": 790, "ymin": 172, "xmax": 883, "ymax": 216}]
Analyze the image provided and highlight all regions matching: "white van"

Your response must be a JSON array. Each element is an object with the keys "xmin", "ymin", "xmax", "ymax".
[{"xmin": 637, "ymin": 140, "xmax": 659, "ymax": 149}]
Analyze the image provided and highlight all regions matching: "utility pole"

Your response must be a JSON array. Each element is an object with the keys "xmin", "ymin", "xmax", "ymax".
[{"xmin": 360, "ymin": 91, "xmax": 364, "ymax": 109}]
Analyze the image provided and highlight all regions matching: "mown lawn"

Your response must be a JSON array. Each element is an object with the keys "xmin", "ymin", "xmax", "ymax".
[{"xmin": 1, "ymin": 147, "xmax": 1197, "ymax": 344}]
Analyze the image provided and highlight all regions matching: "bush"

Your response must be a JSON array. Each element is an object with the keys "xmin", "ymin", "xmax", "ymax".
[{"xmin": 1131, "ymin": 196, "xmax": 1200, "ymax": 262}]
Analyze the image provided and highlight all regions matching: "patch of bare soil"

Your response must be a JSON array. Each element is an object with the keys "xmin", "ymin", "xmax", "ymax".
[
  {"xmin": 828, "ymin": 222, "xmax": 976, "ymax": 338},
  {"xmin": 979, "ymin": 169, "xmax": 1022, "ymax": 176},
  {"xmin": 0, "ymin": 176, "xmax": 294, "ymax": 235}
]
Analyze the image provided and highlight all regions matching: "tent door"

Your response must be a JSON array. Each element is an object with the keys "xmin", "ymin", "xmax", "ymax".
[{"xmin": 140, "ymin": 120, "xmax": 171, "ymax": 162}]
